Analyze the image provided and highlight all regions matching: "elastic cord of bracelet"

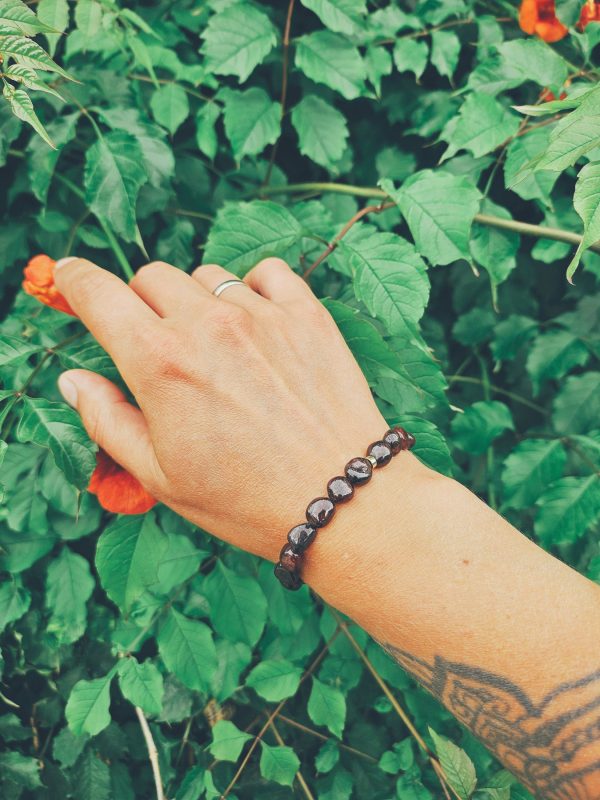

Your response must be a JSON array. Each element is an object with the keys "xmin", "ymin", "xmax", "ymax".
[{"xmin": 273, "ymin": 426, "xmax": 416, "ymax": 590}]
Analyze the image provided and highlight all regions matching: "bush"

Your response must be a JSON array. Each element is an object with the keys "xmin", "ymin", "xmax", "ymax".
[{"xmin": 0, "ymin": 0, "xmax": 599, "ymax": 798}]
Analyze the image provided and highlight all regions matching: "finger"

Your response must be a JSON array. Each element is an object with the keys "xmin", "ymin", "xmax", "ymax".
[
  {"xmin": 54, "ymin": 257, "xmax": 159, "ymax": 373},
  {"xmin": 129, "ymin": 261, "xmax": 213, "ymax": 318},
  {"xmin": 191, "ymin": 263, "xmax": 265, "ymax": 310},
  {"xmin": 243, "ymin": 258, "xmax": 316, "ymax": 305},
  {"xmin": 58, "ymin": 369, "xmax": 164, "ymax": 494}
]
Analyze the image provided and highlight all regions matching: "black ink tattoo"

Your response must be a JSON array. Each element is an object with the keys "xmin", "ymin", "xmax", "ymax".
[{"xmin": 383, "ymin": 644, "xmax": 600, "ymax": 800}]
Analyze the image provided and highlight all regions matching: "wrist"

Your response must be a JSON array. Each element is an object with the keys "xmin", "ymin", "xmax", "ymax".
[{"xmin": 301, "ymin": 450, "xmax": 441, "ymax": 611}]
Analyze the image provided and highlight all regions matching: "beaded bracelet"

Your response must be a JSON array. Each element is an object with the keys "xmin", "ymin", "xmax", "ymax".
[{"xmin": 274, "ymin": 426, "xmax": 416, "ymax": 590}]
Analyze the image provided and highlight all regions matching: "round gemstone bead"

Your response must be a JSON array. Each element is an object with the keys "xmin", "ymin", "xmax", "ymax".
[
  {"xmin": 327, "ymin": 476, "xmax": 354, "ymax": 504},
  {"xmin": 406, "ymin": 431, "xmax": 416, "ymax": 450},
  {"xmin": 279, "ymin": 543, "xmax": 302, "ymax": 572},
  {"xmin": 345, "ymin": 456, "xmax": 373, "ymax": 485},
  {"xmin": 306, "ymin": 497, "xmax": 335, "ymax": 527},
  {"xmin": 274, "ymin": 562, "xmax": 303, "ymax": 590},
  {"xmin": 287, "ymin": 523, "xmax": 317, "ymax": 552},
  {"xmin": 394, "ymin": 427, "xmax": 409, "ymax": 450},
  {"xmin": 383, "ymin": 428, "xmax": 403, "ymax": 455},
  {"xmin": 367, "ymin": 440, "xmax": 393, "ymax": 467}
]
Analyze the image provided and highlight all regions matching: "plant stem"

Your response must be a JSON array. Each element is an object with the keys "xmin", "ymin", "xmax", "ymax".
[
  {"xmin": 447, "ymin": 375, "xmax": 548, "ymax": 414},
  {"xmin": 276, "ymin": 714, "xmax": 377, "ymax": 761},
  {"xmin": 52, "ymin": 173, "xmax": 135, "ymax": 280},
  {"xmin": 265, "ymin": 715, "xmax": 316, "ymax": 800},
  {"xmin": 263, "ymin": 0, "xmax": 296, "ymax": 187},
  {"xmin": 220, "ymin": 629, "xmax": 341, "ymax": 798},
  {"xmin": 135, "ymin": 707, "xmax": 165, "ymax": 800},
  {"xmin": 330, "ymin": 610, "xmax": 459, "ymax": 800},
  {"xmin": 303, "ymin": 201, "xmax": 396, "ymax": 279},
  {"xmin": 257, "ymin": 182, "xmax": 600, "ymax": 255}
]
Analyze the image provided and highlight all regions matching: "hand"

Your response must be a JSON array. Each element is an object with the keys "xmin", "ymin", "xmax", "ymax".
[{"xmin": 54, "ymin": 257, "xmax": 422, "ymax": 567}]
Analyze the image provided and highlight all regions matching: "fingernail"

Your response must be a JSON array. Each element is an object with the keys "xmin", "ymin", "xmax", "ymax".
[
  {"xmin": 55, "ymin": 257, "xmax": 78, "ymax": 270},
  {"xmin": 58, "ymin": 374, "xmax": 78, "ymax": 408}
]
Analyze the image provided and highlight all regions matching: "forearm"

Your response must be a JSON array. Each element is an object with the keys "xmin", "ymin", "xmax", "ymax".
[{"xmin": 304, "ymin": 455, "xmax": 600, "ymax": 799}]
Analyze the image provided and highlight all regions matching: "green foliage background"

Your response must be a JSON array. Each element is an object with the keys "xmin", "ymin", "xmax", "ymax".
[{"xmin": 1, "ymin": 0, "xmax": 600, "ymax": 797}]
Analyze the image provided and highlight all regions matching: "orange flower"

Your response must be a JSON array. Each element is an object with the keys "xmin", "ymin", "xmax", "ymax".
[
  {"xmin": 89, "ymin": 449, "xmax": 157, "ymax": 515},
  {"xmin": 22, "ymin": 254, "xmax": 76, "ymax": 316},
  {"xmin": 519, "ymin": 0, "xmax": 568, "ymax": 41},
  {"xmin": 578, "ymin": 0, "xmax": 600, "ymax": 29}
]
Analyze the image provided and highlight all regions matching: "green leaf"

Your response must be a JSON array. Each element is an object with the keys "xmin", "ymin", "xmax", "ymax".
[
  {"xmin": 566, "ymin": 162, "xmax": 600, "ymax": 281},
  {"xmin": 0, "ymin": 333, "xmax": 41, "ymax": 366},
  {"xmin": 57, "ymin": 338, "xmax": 119, "ymax": 383},
  {"xmin": 496, "ymin": 39, "xmax": 568, "ymax": 95},
  {"xmin": 299, "ymin": 0, "xmax": 366, "ymax": 35},
  {"xmin": 0, "ymin": 578, "xmax": 30, "ymax": 633},
  {"xmin": 37, "ymin": 0, "xmax": 68, "ymax": 54},
  {"xmin": 470, "ymin": 199, "xmax": 520, "ymax": 293},
  {"xmin": 502, "ymin": 440, "xmax": 567, "ymax": 509},
  {"xmin": 259, "ymin": 742, "xmax": 300, "ymax": 786},
  {"xmin": 204, "ymin": 560, "xmax": 267, "ymax": 647},
  {"xmin": 117, "ymin": 658, "xmax": 163, "ymax": 716},
  {"xmin": 441, "ymin": 94, "xmax": 519, "ymax": 161},
  {"xmin": 16, "ymin": 396, "xmax": 96, "ymax": 490},
  {"xmin": 307, "ymin": 677, "xmax": 346, "ymax": 738},
  {"xmin": 157, "ymin": 607, "xmax": 217, "ymax": 692},
  {"xmin": 204, "ymin": 200, "xmax": 302, "ymax": 276},
  {"xmin": 3, "ymin": 86, "xmax": 54, "ymax": 147},
  {"xmin": 504, "ymin": 127, "xmax": 558, "ymax": 206},
  {"xmin": 429, "ymin": 728, "xmax": 477, "ymax": 800},
  {"xmin": 27, "ymin": 111, "xmax": 78, "ymax": 202},
  {"xmin": 430, "ymin": 30, "xmax": 460, "ymax": 78},
  {"xmin": 0, "ymin": 752, "xmax": 42, "ymax": 790},
  {"xmin": 451, "ymin": 401, "xmax": 514, "ymax": 454},
  {"xmin": 0, "ymin": 34, "xmax": 72, "ymax": 78},
  {"xmin": 154, "ymin": 531, "xmax": 208, "ymax": 596},
  {"xmin": 46, "ymin": 548, "xmax": 95, "ymax": 644},
  {"xmin": 201, "ymin": 3, "xmax": 277, "ymax": 83},
  {"xmin": 526, "ymin": 329, "xmax": 589, "ymax": 393},
  {"xmin": 209, "ymin": 720, "xmax": 252, "ymax": 762},
  {"xmin": 339, "ymin": 226, "xmax": 429, "ymax": 341},
  {"xmin": 0, "ymin": 0, "xmax": 58, "ymax": 34},
  {"xmin": 66, "ymin": 671, "xmax": 115, "ymax": 736},
  {"xmin": 95, "ymin": 514, "xmax": 168, "ymax": 612},
  {"xmin": 291, "ymin": 94, "xmax": 348, "ymax": 170},
  {"xmin": 552, "ymin": 372, "xmax": 600, "ymax": 434},
  {"xmin": 245, "ymin": 659, "xmax": 303, "ymax": 702},
  {"xmin": 5, "ymin": 63, "xmax": 63, "ymax": 99},
  {"xmin": 393, "ymin": 39, "xmax": 429, "ymax": 80},
  {"xmin": 73, "ymin": 747, "xmax": 110, "ymax": 800},
  {"xmin": 382, "ymin": 171, "xmax": 482, "ymax": 265},
  {"xmin": 530, "ymin": 88, "xmax": 600, "ymax": 172},
  {"xmin": 221, "ymin": 87, "xmax": 280, "ymax": 161},
  {"xmin": 295, "ymin": 30, "xmax": 367, "ymax": 100},
  {"xmin": 84, "ymin": 130, "xmax": 148, "ymax": 242},
  {"xmin": 150, "ymin": 83, "xmax": 189, "ymax": 135},
  {"xmin": 74, "ymin": 0, "xmax": 103, "ymax": 38},
  {"xmin": 196, "ymin": 102, "xmax": 220, "ymax": 160},
  {"xmin": 534, "ymin": 475, "xmax": 600, "ymax": 545}
]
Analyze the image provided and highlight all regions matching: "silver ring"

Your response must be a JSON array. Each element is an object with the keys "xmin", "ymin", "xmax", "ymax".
[{"xmin": 212, "ymin": 278, "xmax": 246, "ymax": 297}]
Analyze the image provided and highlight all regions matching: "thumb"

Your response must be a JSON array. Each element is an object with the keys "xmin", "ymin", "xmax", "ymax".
[{"xmin": 58, "ymin": 369, "xmax": 162, "ymax": 493}]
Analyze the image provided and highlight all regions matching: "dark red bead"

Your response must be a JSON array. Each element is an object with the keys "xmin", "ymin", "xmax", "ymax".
[
  {"xmin": 406, "ymin": 431, "xmax": 416, "ymax": 449},
  {"xmin": 394, "ymin": 427, "xmax": 409, "ymax": 450},
  {"xmin": 327, "ymin": 476, "xmax": 354, "ymax": 504},
  {"xmin": 287, "ymin": 523, "xmax": 317, "ymax": 552},
  {"xmin": 383, "ymin": 429, "xmax": 403, "ymax": 455},
  {"xmin": 345, "ymin": 456, "xmax": 373, "ymax": 485},
  {"xmin": 274, "ymin": 562, "xmax": 303, "ymax": 590},
  {"xmin": 368, "ymin": 440, "xmax": 392, "ymax": 467},
  {"xmin": 280, "ymin": 543, "xmax": 302, "ymax": 572},
  {"xmin": 306, "ymin": 497, "xmax": 335, "ymax": 527}
]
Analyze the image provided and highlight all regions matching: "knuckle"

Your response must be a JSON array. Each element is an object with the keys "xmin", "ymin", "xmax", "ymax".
[
  {"xmin": 250, "ymin": 257, "xmax": 290, "ymax": 280},
  {"xmin": 204, "ymin": 304, "xmax": 252, "ymax": 343},
  {"xmin": 133, "ymin": 323, "xmax": 190, "ymax": 383},
  {"xmin": 131, "ymin": 261, "xmax": 169, "ymax": 285}
]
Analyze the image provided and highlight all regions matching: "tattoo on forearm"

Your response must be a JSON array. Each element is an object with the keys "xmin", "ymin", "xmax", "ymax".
[{"xmin": 383, "ymin": 643, "xmax": 600, "ymax": 800}]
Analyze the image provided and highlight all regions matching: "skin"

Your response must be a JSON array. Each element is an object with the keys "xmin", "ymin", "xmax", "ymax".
[{"xmin": 54, "ymin": 256, "xmax": 600, "ymax": 799}]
